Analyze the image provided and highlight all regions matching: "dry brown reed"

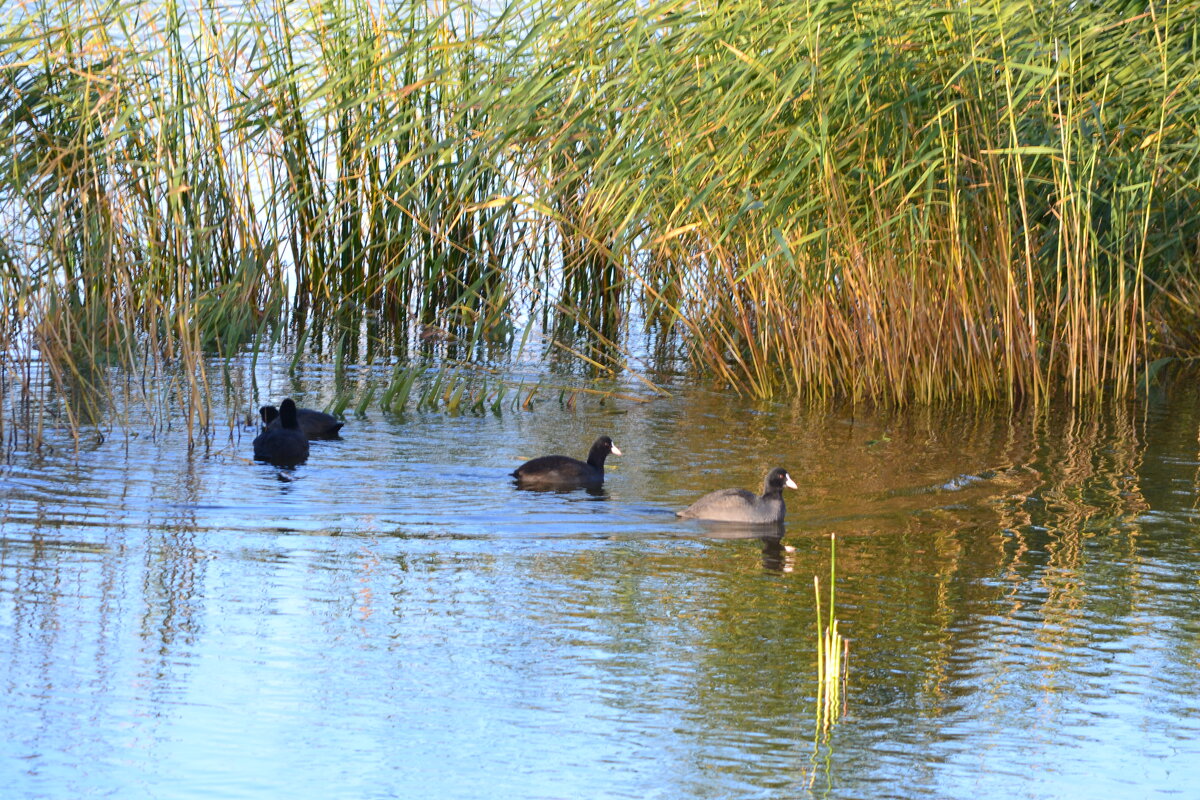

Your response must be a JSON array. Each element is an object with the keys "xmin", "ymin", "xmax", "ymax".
[{"xmin": 2, "ymin": 0, "xmax": 1199, "ymax": 441}]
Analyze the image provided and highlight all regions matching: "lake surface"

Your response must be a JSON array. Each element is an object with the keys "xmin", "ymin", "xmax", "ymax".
[{"xmin": 3, "ymin": 367, "xmax": 1200, "ymax": 799}]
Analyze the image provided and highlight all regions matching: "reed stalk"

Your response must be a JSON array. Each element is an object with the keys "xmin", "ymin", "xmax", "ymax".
[{"xmin": 814, "ymin": 533, "xmax": 847, "ymax": 736}]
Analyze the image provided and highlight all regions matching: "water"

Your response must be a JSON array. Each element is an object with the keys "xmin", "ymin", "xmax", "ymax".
[{"xmin": 3, "ymin": 374, "xmax": 1200, "ymax": 799}]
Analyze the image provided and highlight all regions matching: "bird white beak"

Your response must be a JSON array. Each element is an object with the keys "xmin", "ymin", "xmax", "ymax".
[
  {"xmin": 610, "ymin": 444, "xmax": 622, "ymax": 456},
  {"xmin": 785, "ymin": 475, "xmax": 798, "ymax": 489}
]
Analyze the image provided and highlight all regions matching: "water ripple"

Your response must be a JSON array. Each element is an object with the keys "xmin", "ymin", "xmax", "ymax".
[{"xmin": 4, "ymin": 389, "xmax": 1200, "ymax": 798}]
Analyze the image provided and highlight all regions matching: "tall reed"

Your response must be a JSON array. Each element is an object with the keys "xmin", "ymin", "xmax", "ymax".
[
  {"xmin": 529, "ymin": 0, "xmax": 1200, "ymax": 403},
  {"xmin": 2, "ymin": 0, "xmax": 1199, "ymax": 441}
]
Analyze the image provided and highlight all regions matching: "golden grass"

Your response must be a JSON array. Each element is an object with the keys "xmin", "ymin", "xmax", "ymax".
[{"xmin": 2, "ymin": 0, "xmax": 1199, "ymax": 438}]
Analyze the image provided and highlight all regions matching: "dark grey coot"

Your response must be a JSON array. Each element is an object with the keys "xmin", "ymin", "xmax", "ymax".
[
  {"xmin": 260, "ymin": 404, "xmax": 344, "ymax": 439},
  {"xmin": 676, "ymin": 467, "xmax": 798, "ymax": 523},
  {"xmin": 253, "ymin": 399, "xmax": 310, "ymax": 466},
  {"xmin": 512, "ymin": 436, "xmax": 622, "ymax": 489}
]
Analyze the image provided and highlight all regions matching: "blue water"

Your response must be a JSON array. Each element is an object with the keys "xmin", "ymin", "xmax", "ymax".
[{"xmin": 3, "ymin": 375, "xmax": 1200, "ymax": 799}]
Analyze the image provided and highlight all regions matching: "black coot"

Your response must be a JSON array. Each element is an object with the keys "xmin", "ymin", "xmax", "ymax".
[
  {"xmin": 512, "ymin": 436, "xmax": 621, "ymax": 489},
  {"xmin": 260, "ymin": 404, "xmax": 344, "ymax": 439},
  {"xmin": 676, "ymin": 467, "xmax": 798, "ymax": 523},
  {"xmin": 253, "ymin": 399, "xmax": 310, "ymax": 466}
]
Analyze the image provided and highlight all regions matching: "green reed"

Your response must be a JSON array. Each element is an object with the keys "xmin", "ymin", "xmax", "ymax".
[
  {"xmin": 547, "ymin": 0, "xmax": 1200, "ymax": 404},
  {"xmin": 814, "ymin": 533, "xmax": 847, "ymax": 737},
  {"xmin": 2, "ymin": 0, "xmax": 1199, "ymax": 441}
]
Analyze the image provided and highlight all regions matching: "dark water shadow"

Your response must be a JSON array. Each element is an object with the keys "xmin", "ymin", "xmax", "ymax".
[
  {"xmin": 512, "ymin": 481, "xmax": 610, "ymax": 500},
  {"xmin": 682, "ymin": 518, "xmax": 787, "ymax": 540},
  {"xmin": 758, "ymin": 536, "xmax": 790, "ymax": 572},
  {"xmin": 247, "ymin": 462, "xmax": 304, "ymax": 489}
]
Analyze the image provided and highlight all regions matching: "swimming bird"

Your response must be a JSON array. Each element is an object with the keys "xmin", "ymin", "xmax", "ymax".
[
  {"xmin": 260, "ymin": 404, "xmax": 344, "ymax": 439},
  {"xmin": 676, "ymin": 467, "xmax": 798, "ymax": 524},
  {"xmin": 512, "ymin": 436, "xmax": 621, "ymax": 489},
  {"xmin": 253, "ymin": 398, "xmax": 310, "ymax": 466}
]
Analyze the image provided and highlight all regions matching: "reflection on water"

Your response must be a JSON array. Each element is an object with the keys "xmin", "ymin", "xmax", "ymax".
[{"xmin": 3, "ymin": 376, "xmax": 1200, "ymax": 798}]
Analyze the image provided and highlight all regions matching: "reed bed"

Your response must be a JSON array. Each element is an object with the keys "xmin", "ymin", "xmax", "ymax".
[{"xmin": 2, "ymin": 0, "xmax": 1199, "ymax": 439}]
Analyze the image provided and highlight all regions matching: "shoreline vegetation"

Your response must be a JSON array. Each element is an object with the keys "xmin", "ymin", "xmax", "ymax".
[{"xmin": 2, "ymin": 0, "xmax": 1199, "ymax": 443}]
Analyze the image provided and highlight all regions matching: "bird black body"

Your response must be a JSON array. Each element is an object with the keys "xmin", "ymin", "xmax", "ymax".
[
  {"xmin": 676, "ymin": 467, "xmax": 798, "ymax": 523},
  {"xmin": 253, "ymin": 399, "xmax": 310, "ymax": 466},
  {"xmin": 512, "ymin": 436, "xmax": 621, "ymax": 490},
  {"xmin": 260, "ymin": 404, "xmax": 344, "ymax": 440}
]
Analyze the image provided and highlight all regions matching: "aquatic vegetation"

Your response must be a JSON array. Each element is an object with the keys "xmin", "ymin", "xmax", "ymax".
[
  {"xmin": 814, "ymin": 533, "xmax": 847, "ymax": 738},
  {"xmin": 3, "ymin": 0, "xmax": 1200, "ymax": 439}
]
